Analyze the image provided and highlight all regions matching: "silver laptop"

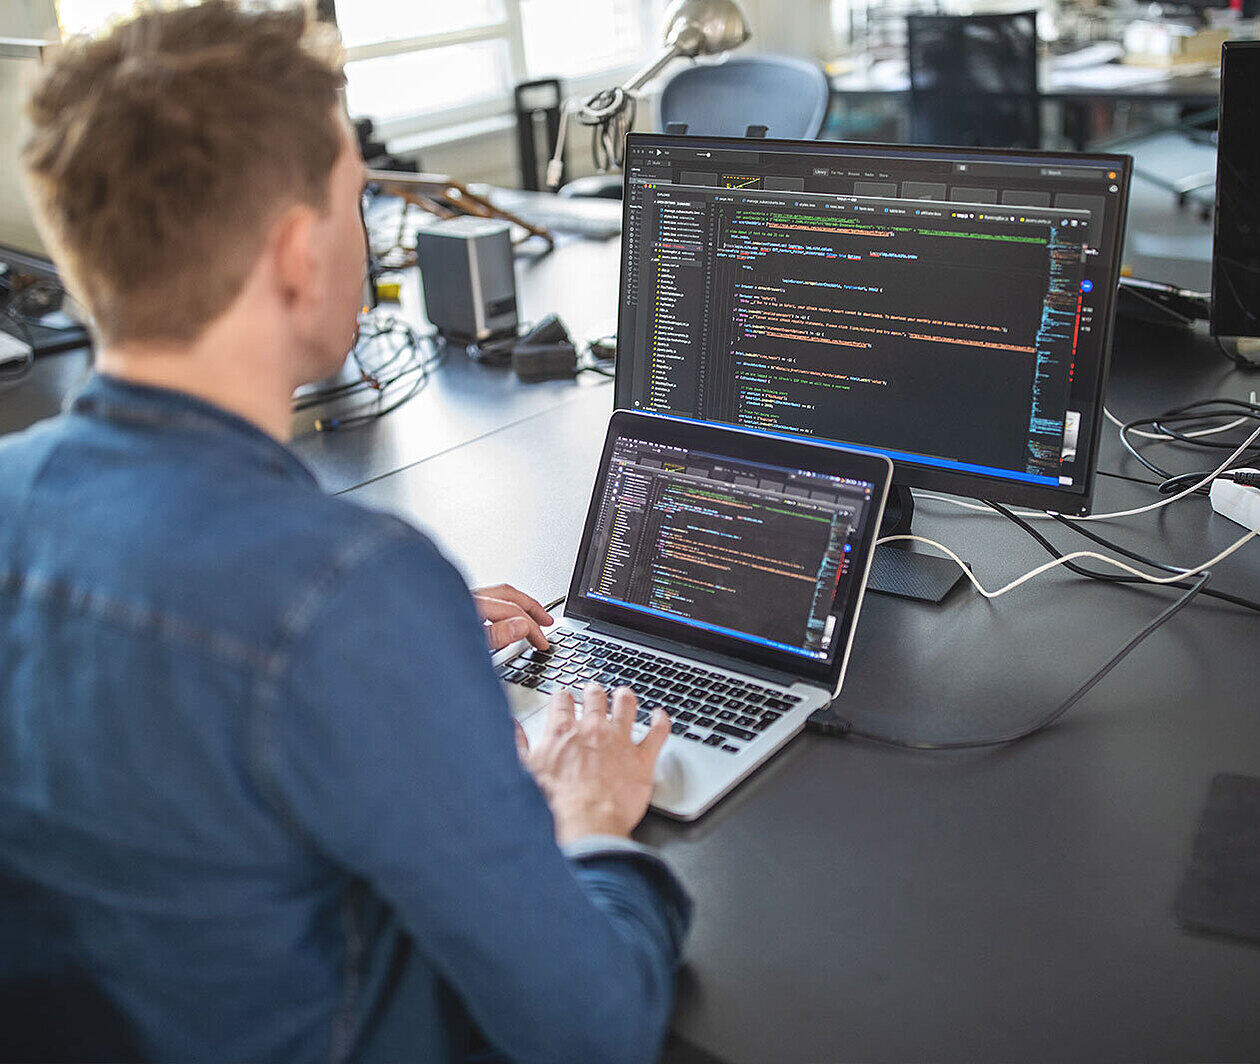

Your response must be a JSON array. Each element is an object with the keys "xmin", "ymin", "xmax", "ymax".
[{"xmin": 494, "ymin": 410, "xmax": 892, "ymax": 820}]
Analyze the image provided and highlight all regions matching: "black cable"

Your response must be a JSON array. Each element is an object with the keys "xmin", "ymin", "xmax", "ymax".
[
  {"xmin": 1118, "ymin": 397, "xmax": 1260, "ymax": 495},
  {"xmin": 292, "ymin": 315, "xmax": 442, "ymax": 431},
  {"xmin": 839, "ymin": 572, "xmax": 1209, "ymax": 750},
  {"xmin": 990, "ymin": 499, "xmax": 1260, "ymax": 614},
  {"xmin": 1095, "ymin": 468, "xmax": 1163, "ymax": 488},
  {"xmin": 1216, "ymin": 336, "xmax": 1260, "ymax": 372}
]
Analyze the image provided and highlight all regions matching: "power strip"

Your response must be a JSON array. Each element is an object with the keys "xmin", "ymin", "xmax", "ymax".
[{"xmin": 1211, "ymin": 470, "xmax": 1260, "ymax": 533}]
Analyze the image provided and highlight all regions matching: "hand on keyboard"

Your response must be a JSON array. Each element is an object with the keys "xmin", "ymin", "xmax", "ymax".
[
  {"xmin": 472, "ymin": 583, "xmax": 553, "ymax": 651},
  {"xmin": 519, "ymin": 683, "xmax": 671, "ymax": 844}
]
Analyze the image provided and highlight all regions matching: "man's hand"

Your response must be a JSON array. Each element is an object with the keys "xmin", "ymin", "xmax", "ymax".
[
  {"xmin": 472, "ymin": 583, "xmax": 554, "ymax": 651},
  {"xmin": 521, "ymin": 684, "xmax": 670, "ymax": 844}
]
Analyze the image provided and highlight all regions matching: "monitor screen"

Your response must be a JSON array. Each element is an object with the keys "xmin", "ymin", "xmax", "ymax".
[
  {"xmin": 1211, "ymin": 40, "xmax": 1260, "ymax": 339},
  {"xmin": 575, "ymin": 432, "xmax": 879, "ymax": 662},
  {"xmin": 613, "ymin": 134, "xmax": 1132, "ymax": 513}
]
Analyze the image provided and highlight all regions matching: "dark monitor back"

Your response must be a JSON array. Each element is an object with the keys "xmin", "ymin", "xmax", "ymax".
[
  {"xmin": 1211, "ymin": 40, "xmax": 1260, "ymax": 339},
  {"xmin": 613, "ymin": 134, "xmax": 1132, "ymax": 514}
]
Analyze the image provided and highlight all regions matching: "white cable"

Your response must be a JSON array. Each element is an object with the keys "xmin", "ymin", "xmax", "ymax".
[
  {"xmin": 1104, "ymin": 392, "xmax": 1256, "ymax": 441},
  {"xmin": 1060, "ymin": 422, "xmax": 1260, "ymax": 522},
  {"xmin": 876, "ymin": 529, "xmax": 1257, "ymax": 600}
]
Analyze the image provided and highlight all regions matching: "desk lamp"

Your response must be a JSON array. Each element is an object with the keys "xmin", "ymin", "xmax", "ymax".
[{"xmin": 545, "ymin": 0, "xmax": 750, "ymax": 190}]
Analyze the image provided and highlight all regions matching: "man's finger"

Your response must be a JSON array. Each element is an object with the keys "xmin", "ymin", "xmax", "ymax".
[
  {"xmin": 486, "ymin": 614, "xmax": 547, "ymax": 651},
  {"xmin": 610, "ymin": 686, "xmax": 637, "ymax": 736},
  {"xmin": 477, "ymin": 584, "xmax": 554, "ymax": 626},
  {"xmin": 637, "ymin": 708, "xmax": 671, "ymax": 765},
  {"xmin": 478, "ymin": 598, "xmax": 548, "ymax": 647},
  {"xmin": 546, "ymin": 688, "xmax": 577, "ymax": 733},
  {"xmin": 579, "ymin": 683, "xmax": 608, "ymax": 732}
]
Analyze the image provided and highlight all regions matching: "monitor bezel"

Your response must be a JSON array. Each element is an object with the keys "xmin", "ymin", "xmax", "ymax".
[
  {"xmin": 612, "ymin": 132, "xmax": 1134, "ymax": 516},
  {"xmin": 564, "ymin": 409, "xmax": 893, "ymax": 689}
]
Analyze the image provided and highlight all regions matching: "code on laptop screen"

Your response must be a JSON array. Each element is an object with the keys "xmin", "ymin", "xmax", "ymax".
[{"xmin": 578, "ymin": 435, "xmax": 876, "ymax": 660}]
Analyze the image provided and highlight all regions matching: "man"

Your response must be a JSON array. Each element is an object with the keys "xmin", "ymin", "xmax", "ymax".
[{"xmin": 0, "ymin": 4, "xmax": 689, "ymax": 1062}]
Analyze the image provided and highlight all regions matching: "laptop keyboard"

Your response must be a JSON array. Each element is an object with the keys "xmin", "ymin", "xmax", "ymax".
[{"xmin": 495, "ymin": 627, "xmax": 802, "ymax": 755}]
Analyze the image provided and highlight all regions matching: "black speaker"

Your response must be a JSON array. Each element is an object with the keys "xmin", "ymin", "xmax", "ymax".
[{"xmin": 1210, "ymin": 41, "xmax": 1260, "ymax": 339}]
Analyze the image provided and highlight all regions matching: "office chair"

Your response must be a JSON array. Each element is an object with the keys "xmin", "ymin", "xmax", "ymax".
[
  {"xmin": 656, "ymin": 55, "xmax": 830, "ymax": 140},
  {"xmin": 560, "ymin": 55, "xmax": 829, "ymax": 200},
  {"xmin": 906, "ymin": 12, "xmax": 1041, "ymax": 149}
]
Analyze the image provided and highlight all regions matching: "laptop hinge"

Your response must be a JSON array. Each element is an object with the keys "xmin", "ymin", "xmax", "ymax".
[{"xmin": 573, "ymin": 615, "xmax": 805, "ymax": 687}]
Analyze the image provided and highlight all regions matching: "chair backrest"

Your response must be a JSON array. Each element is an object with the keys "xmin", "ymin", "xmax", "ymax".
[
  {"xmin": 655, "ymin": 55, "xmax": 830, "ymax": 141},
  {"xmin": 906, "ymin": 12, "xmax": 1041, "ymax": 149}
]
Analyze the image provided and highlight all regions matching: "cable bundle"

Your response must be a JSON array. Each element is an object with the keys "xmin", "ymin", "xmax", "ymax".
[
  {"xmin": 1116, "ymin": 395, "xmax": 1260, "ymax": 496},
  {"xmin": 292, "ymin": 315, "xmax": 441, "ymax": 432}
]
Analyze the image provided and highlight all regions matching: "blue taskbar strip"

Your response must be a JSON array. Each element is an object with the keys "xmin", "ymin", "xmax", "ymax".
[
  {"xmin": 587, "ymin": 592, "xmax": 823, "ymax": 660},
  {"xmin": 652, "ymin": 413, "xmax": 1061, "ymax": 487}
]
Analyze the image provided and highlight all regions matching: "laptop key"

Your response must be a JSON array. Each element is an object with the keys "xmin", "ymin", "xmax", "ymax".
[
  {"xmin": 735, "ymin": 715, "xmax": 757, "ymax": 728},
  {"xmin": 676, "ymin": 710, "xmax": 696, "ymax": 723},
  {"xmin": 670, "ymin": 722, "xmax": 688, "ymax": 735},
  {"xmin": 695, "ymin": 716, "xmax": 716, "ymax": 728},
  {"xmin": 713, "ymin": 722, "xmax": 756, "ymax": 743},
  {"xmin": 682, "ymin": 732, "xmax": 702, "ymax": 742},
  {"xmin": 703, "ymin": 734, "xmax": 724, "ymax": 747},
  {"xmin": 761, "ymin": 710, "xmax": 781, "ymax": 723},
  {"xmin": 721, "ymin": 744, "xmax": 740, "ymax": 753},
  {"xmin": 716, "ymin": 710, "xmax": 736, "ymax": 722}
]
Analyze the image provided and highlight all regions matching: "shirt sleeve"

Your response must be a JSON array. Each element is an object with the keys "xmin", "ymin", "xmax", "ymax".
[{"xmin": 250, "ymin": 520, "xmax": 691, "ymax": 1064}]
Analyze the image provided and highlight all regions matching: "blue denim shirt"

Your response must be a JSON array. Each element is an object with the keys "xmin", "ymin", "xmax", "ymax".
[{"xmin": 0, "ymin": 374, "xmax": 690, "ymax": 1064}]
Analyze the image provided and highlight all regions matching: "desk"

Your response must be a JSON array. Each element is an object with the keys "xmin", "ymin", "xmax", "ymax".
[
  {"xmin": 830, "ymin": 63, "xmax": 1221, "ymax": 104},
  {"xmin": 829, "ymin": 63, "xmax": 1220, "ymax": 152},
  {"xmin": 3, "ymin": 219, "xmax": 1258, "ymax": 1061}
]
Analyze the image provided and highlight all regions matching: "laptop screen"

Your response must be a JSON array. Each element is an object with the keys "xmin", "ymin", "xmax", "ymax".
[{"xmin": 572, "ymin": 425, "xmax": 881, "ymax": 669}]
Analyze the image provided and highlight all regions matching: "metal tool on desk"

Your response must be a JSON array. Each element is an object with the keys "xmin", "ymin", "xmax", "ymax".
[{"xmin": 367, "ymin": 169, "xmax": 554, "ymax": 251}]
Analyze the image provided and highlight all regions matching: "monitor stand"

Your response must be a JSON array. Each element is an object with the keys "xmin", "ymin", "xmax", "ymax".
[{"xmin": 867, "ymin": 486, "xmax": 968, "ymax": 604}]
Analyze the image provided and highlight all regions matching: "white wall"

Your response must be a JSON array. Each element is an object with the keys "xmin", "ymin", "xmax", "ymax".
[{"xmin": 1, "ymin": 0, "xmax": 58, "ymax": 38}]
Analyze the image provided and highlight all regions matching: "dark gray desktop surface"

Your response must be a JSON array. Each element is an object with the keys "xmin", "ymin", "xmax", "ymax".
[
  {"xmin": 347, "ymin": 319, "xmax": 1260, "ymax": 1063},
  {"xmin": 1, "ymin": 190, "xmax": 1257, "ymax": 1060}
]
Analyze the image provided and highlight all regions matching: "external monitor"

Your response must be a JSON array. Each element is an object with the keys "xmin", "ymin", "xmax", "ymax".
[
  {"xmin": 613, "ymin": 133, "xmax": 1133, "ymax": 520},
  {"xmin": 1211, "ymin": 40, "xmax": 1260, "ymax": 341}
]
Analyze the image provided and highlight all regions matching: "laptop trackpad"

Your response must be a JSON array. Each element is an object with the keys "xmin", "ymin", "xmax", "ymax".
[{"xmin": 506, "ymin": 683, "xmax": 549, "ymax": 723}]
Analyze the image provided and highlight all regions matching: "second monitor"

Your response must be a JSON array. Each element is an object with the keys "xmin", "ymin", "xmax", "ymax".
[{"xmin": 613, "ymin": 133, "xmax": 1132, "ymax": 519}]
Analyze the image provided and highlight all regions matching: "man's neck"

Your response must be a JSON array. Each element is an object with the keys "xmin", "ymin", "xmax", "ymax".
[{"xmin": 96, "ymin": 319, "xmax": 295, "ymax": 442}]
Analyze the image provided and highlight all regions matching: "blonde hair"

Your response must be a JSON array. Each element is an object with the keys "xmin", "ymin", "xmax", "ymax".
[{"xmin": 23, "ymin": 1, "xmax": 346, "ymax": 344}]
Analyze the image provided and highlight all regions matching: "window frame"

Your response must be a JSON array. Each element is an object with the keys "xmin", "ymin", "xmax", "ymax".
[{"xmin": 337, "ymin": 0, "xmax": 659, "ymax": 142}]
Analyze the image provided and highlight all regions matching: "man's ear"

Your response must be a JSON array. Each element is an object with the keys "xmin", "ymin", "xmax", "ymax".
[{"xmin": 269, "ymin": 203, "xmax": 320, "ymax": 313}]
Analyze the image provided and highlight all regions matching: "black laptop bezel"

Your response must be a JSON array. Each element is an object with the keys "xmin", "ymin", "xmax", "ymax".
[{"xmin": 564, "ymin": 409, "xmax": 892, "ymax": 687}]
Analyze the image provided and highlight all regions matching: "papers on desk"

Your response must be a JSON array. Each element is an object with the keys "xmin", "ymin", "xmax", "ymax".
[
  {"xmin": 1046, "ymin": 63, "xmax": 1171, "ymax": 90},
  {"xmin": 866, "ymin": 58, "xmax": 909, "ymax": 90},
  {"xmin": 1050, "ymin": 42, "xmax": 1125, "ymax": 70}
]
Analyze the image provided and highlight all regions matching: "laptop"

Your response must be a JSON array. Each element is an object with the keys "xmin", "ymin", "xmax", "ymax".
[{"xmin": 494, "ymin": 410, "xmax": 892, "ymax": 820}]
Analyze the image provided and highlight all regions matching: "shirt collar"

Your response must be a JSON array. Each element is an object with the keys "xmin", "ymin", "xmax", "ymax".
[{"xmin": 68, "ymin": 372, "xmax": 318, "ymax": 487}]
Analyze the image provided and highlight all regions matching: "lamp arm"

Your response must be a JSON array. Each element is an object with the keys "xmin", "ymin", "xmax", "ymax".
[{"xmin": 620, "ymin": 41, "xmax": 687, "ymax": 95}]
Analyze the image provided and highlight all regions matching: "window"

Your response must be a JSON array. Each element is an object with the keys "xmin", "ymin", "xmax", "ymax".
[
  {"xmin": 51, "ymin": 0, "xmax": 666, "ymax": 141},
  {"xmin": 336, "ymin": 0, "xmax": 664, "ymax": 139}
]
